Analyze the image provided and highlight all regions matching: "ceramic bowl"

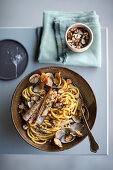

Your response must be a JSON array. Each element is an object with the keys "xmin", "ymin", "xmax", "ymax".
[
  {"xmin": 11, "ymin": 66, "xmax": 97, "ymax": 152},
  {"xmin": 65, "ymin": 23, "xmax": 93, "ymax": 52}
]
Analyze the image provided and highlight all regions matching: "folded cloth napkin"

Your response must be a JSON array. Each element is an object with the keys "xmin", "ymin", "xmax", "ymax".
[{"xmin": 38, "ymin": 11, "xmax": 101, "ymax": 67}]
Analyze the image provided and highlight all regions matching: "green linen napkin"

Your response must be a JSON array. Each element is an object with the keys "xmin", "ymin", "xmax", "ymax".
[{"xmin": 38, "ymin": 11, "xmax": 101, "ymax": 67}]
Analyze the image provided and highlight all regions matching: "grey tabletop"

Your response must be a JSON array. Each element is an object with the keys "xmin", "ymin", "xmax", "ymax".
[
  {"xmin": 0, "ymin": 0, "xmax": 113, "ymax": 170},
  {"xmin": 0, "ymin": 27, "xmax": 107, "ymax": 155}
]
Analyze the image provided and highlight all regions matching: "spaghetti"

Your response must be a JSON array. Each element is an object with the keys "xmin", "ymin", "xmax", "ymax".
[{"xmin": 19, "ymin": 72, "xmax": 86, "ymax": 147}]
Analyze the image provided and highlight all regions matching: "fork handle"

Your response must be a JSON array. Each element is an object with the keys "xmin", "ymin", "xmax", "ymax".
[
  {"xmin": 87, "ymin": 129, "xmax": 99, "ymax": 153},
  {"xmin": 82, "ymin": 109, "xmax": 99, "ymax": 153}
]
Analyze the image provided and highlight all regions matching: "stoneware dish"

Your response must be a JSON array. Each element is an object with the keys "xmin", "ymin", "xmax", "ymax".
[
  {"xmin": 11, "ymin": 66, "xmax": 97, "ymax": 152},
  {"xmin": 0, "ymin": 39, "xmax": 28, "ymax": 80},
  {"xmin": 65, "ymin": 23, "xmax": 93, "ymax": 53}
]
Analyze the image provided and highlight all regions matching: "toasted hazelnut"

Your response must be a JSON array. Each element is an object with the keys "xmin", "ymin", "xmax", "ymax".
[
  {"xmin": 67, "ymin": 27, "xmax": 89, "ymax": 49},
  {"xmin": 67, "ymin": 32, "xmax": 72, "ymax": 39}
]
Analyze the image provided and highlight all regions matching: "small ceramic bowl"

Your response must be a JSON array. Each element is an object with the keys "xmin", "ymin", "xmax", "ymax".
[{"xmin": 65, "ymin": 23, "xmax": 93, "ymax": 52}]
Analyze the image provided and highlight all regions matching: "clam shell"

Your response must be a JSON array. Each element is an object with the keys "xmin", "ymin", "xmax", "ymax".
[
  {"xmin": 46, "ymin": 73, "xmax": 54, "ymax": 87},
  {"xmin": 33, "ymin": 85, "xmax": 42, "ymax": 92},
  {"xmin": 54, "ymin": 138, "xmax": 62, "ymax": 147},
  {"xmin": 60, "ymin": 134, "xmax": 75, "ymax": 143},
  {"xmin": 54, "ymin": 72, "xmax": 61, "ymax": 86},
  {"xmin": 71, "ymin": 123, "xmax": 84, "ymax": 132},
  {"xmin": 72, "ymin": 115, "xmax": 81, "ymax": 123},
  {"xmin": 55, "ymin": 128, "xmax": 75, "ymax": 144},
  {"xmin": 55, "ymin": 130, "xmax": 65, "ymax": 139},
  {"xmin": 31, "ymin": 95, "xmax": 40, "ymax": 101},
  {"xmin": 60, "ymin": 119, "xmax": 74, "ymax": 127},
  {"xmin": 29, "ymin": 74, "xmax": 40, "ymax": 84}
]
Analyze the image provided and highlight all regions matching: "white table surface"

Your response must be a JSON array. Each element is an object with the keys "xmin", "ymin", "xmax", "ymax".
[{"xmin": 0, "ymin": 0, "xmax": 113, "ymax": 169}]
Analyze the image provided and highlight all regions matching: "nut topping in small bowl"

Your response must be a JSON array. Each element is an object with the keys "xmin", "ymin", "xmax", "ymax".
[{"xmin": 65, "ymin": 23, "xmax": 93, "ymax": 52}]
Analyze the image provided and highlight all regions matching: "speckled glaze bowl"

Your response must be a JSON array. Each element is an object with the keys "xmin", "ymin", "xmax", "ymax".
[{"xmin": 11, "ymin": 66, "xmax": 97, "ymax": 152}]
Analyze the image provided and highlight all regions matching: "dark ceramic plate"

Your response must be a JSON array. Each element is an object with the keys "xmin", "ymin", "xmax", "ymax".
[
  {"xmin": 0, "ymin": 39, "xmax": 28, "ymax": 80},
  {"xmin": 11, "ymin": 67, "xmax": 97, "ymax": 152}
]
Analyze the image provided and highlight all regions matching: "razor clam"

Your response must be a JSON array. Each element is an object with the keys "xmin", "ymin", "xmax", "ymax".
[
  {"xmin": 42, "ymin": 107, "xmax": 50, "ymax": 117},
  {"xmin": 27, "ymin": 101, "xmax": 35, "ymax": 108},
  {"xmin": 28, "ymin": 111, "xmax": 37, "ymax": 124},
  {"xmin": 36, "ymin": 107, "xmax": 50, "ymax": 125},
  {"xmin": 22, "ymin": 99, "xmax": 43, "ymax": 121},
  {"xmin": 34, "ymin": 87, "xmax": 52, "ymax": 125}
]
